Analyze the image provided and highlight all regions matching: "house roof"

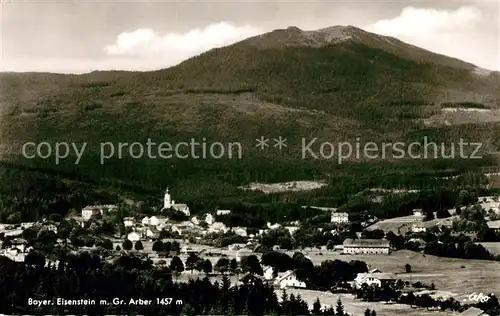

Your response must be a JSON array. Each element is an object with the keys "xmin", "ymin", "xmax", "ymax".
[
  {"xmin": 331, "ymin": 212, "xmax": 349, "ymax": 217},
  {"xmin": 173, "ymin": 203, "xmax": 188, "ymax": 208},
  {"xmin": 356, "ymin": 272, "xmax": 395, "ymax": 282},
  {"xmin": 487, "ymin": 220, "xmax": 500, "ymax": 229},
  {"xmin": 274, "ymin": 270, "xmax": 296, "ymax": 283},
  {"xmin": 461, "ymin": 307, "xmax": 489, "ymax": 316},
  {"xmin": 343, "ymin": 238, "xmax": 390, "ymax": 248}
]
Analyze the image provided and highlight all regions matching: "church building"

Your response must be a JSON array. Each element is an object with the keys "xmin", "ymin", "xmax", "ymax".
[{"xmin": 162, "ymin": 188, "xmax": 190, "ymax": 216}]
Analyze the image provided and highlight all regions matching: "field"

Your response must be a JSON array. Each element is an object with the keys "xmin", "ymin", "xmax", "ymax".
[
  {"xmin": 109, "ymin": 238, "xmax": 500, "ymax": 300},
  {"xmin": 275, "ymin": 290, "xmax": 455, "ymax": 316},
  {"xmin": 238, "ymin": 180, "xmax": 327, "ymax": 194},
  {"xmin": 365, "ymin": 215, "xmax": 422, "ymax": 234},
  {"xmin": 423, "ymin": 107, "xmax": 500, "ymax": 126},
  {"xmin": 283, "ymin": 249, "xmax": 500, "ymax": 299},
  {"xmin": 365, "ymin": 214, "xmax": 458, "ymax": 234}
]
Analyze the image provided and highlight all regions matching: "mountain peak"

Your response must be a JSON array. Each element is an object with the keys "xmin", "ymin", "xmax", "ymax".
[
  {"xmin": 285, "ymin": 26, "xmax": 302, "ymax": 32},
  {"xmin": 240, "ymin": 24, "xmax": 477, "ymax": 70},
  {"xmin": 242, "ymin": 24, "xmax": 359, "ymax": 49}
]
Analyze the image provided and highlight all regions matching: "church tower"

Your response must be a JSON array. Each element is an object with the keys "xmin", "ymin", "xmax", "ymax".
[{"xmin": 164, "ymin": 187, "xmax": 172, "ymax": 209}]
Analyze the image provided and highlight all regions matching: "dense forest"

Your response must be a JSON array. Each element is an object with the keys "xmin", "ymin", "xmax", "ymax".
[
  {"xmin": 0, "ymin": 251, "xmax": 353, "ymax": 315},
  {"xmin": 0, "ymin": 156, "xmax": 496, "ymax": 224}
]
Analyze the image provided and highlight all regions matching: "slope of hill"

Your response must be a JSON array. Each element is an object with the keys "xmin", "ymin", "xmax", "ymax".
[{"xmin": 0, "ymin": 25, "xmax": 499, "ymax": 196}]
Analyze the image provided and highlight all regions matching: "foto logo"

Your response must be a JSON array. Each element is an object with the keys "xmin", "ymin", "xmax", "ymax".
[{"xmin": 465, "ymin": 292, "xmax": 491, "ymax": 303}]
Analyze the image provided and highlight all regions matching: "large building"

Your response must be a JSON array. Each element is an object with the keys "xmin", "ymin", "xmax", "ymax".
[
  {"xmin": 81, "ymin": 207, "xmax": 100, "ymax": 221},
  {"xmin": 216, "ymin": 209, "xmax": 231, "ymax": 216},
  {"xmin": 331, "ymin": 212, "xmax": 349, "ymax": 224},
  {"xmin": 342, "ymin": 238, "xmax": 390, "ymax": 255},
  {"xmin": 413, "ymin": 209, "xmax": 424, "ymax": 216},
  {"xmin": 81, "ymin": 205, "xmax": 118, "ymax": 221}
]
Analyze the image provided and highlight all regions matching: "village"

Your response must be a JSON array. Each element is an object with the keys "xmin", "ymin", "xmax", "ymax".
[{"xmin": 1, "ymin": 186, "xmax": 499, "ymax": 316}]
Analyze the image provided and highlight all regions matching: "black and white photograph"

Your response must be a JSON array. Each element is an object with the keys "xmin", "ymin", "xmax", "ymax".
[{"xmin": 1, "ymin": 0, "xmax": 500, "ymax": 315}]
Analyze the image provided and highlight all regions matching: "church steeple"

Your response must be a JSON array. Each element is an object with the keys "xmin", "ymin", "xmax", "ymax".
[{"xmin": 164, "ymin": 187, "xmax": 171, "ymax": 209}]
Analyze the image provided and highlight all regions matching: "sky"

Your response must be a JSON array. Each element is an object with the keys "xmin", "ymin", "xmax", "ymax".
[{"xmin": 1, "ymin": 0, "xmax": 499, "ymax": 73}]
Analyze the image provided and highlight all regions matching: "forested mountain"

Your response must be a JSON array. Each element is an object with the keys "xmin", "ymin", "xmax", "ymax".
[{"xmin": 0, "ymin": 25, "xmax": 498, "ymax": 209}]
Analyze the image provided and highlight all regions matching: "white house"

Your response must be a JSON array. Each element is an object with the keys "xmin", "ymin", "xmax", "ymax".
[
  {"xmin": 411, "ymin": 223, "xmax": 426, "ymax": 233},
  {"xmin": 216, "ymin": 210, "xmax": 231, "ymax": 216},
  {"xmin": 331, "ymin": 212, "xmax": 349, "ymax": 224},
  {"xmin": 274, "ymin": 270, "xmax": 306, "ymax": 289},
  {"xmin": 149, "ymin": 216, "xmax": 168, "ymax": 227},
  {"xmin": 342, "ymin": 238, "xmax": 391, "ymax": 255},
  {"xmin": 20, "ymin": 222, "xmax": 35, "ymax": 229},
  {"xmin": 141, "ymin": 216, "xmax": 150, "ymax": 225},
  {"xmin": 82, "ymin": 207, "xmax": 100, "ymax": 221},
  {"xmin": 146, "ymin": 228, "xmax": 160, "ymax": 239},
  {"xmin": 285, "ymin": 226, "xmax": 300, "ymax": 236},
  {"xmin": 205, "ymin": 214, "xmax": 214, "ymax": 225},
  {"xmin": 191, "ymin": 216, "xmax": 199, "ymax": 225},
  {"xmin": 208, "ymin": 222, "xmax": 229, "ymax": 234},
  {"xmin": 263, "ymin": 266, "xmax": 276, "ymax": 280},
  {"xmin": 231, "ymin": 227, "xmax": 248, "ymax": 237},
  {"xmin": 161, "ymin": 188, "xmax": 190, "ymax": 216},
  {"xmin": 353, "ymin": 272, "xmax": 395, "ymax": 288},
  {"xmin": 123, "ymin": 217, "xmax": 135, "ymax": 227},
  {"xmin": 267, "ymin": 222, "xmax": 281, "ymax": 230},
  {"xmin": 413, "ymin": 209, "xmax": 424, "ymax": 216},
  {"xmin": 127, "ymin": 231, "xmax": 141, "ymax": 242}
]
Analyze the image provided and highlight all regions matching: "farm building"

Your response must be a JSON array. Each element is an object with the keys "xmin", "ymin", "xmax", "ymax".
[
  {"xmin": 274, "ymin": 270, "xmax": 306, "ymax": 289},
  {"xmin": 353, "ymin": 272, "xmax": 395, "ymax": 288},
  {"xmin": 342, "ymin": 238, "xmax": 390, "ymax": 255}
]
